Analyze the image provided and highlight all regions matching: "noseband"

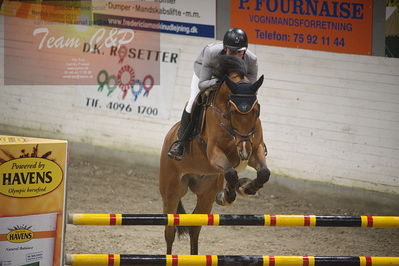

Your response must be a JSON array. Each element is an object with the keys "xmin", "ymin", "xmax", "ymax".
[
  {"xmin": 211, "ymin": 92, "xmax": 259, "ymax": 146},
  {"xmin": 228, "ymin": 95, "xmax": 259, "ymax": 144}
]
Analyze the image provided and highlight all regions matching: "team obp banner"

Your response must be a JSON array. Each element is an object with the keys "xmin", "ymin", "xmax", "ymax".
[
  {"xmin": 231, "ymin": 0, "xmax": 373, "ymax": 55},
  {"xmin": 2, "ymin": 1, "xmax": 179, "ymax": 119},
  {"xmin": 3, "ymin": 1, "xmax": 161, "ymax": 86}
]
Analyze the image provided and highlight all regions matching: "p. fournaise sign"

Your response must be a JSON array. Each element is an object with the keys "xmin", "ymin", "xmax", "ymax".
[{"xmin": 231, "ymin": 0, "xmax": 373, "ymax": 55}]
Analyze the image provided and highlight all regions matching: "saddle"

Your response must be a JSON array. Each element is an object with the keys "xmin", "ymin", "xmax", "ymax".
[{"xmin": 186, "ymin": 85, "xmax": 218, "ymax": 141}]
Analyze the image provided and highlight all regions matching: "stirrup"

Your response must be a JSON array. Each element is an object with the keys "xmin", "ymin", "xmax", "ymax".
[{"xmin": 167, "ymin": 140, "xmax": 185, "ymax": 161}]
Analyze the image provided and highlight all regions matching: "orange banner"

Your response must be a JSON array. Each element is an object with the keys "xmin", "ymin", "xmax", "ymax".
[{"xmin": 231, "ymin": 0, "xmax": 373, "ymax": 55}]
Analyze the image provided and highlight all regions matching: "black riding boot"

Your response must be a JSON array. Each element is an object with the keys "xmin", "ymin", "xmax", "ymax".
[{"xmin": 168, "ymin": 110, "xmax": 191, "ymax": 160}]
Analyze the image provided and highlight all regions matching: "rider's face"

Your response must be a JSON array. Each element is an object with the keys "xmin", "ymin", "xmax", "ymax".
[{"xmin": 226, "ymin": 48, "xmax": 245, "ymax": 58}]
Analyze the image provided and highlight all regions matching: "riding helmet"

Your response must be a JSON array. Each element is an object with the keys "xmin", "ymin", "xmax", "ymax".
[{"xmin": 223, "ymin": 28, "xmax": 248, "ymax": 51}]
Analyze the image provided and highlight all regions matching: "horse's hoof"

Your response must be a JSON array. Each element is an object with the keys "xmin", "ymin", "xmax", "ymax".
[
  {"xmin": 215, "ymin": 190, "xmax": 225, "ymax": 206},
  {"xmin": 215, "ymin": 190, "xmax": 234, "ymax": 206},
  {"xmin": 237, "ymin": 178, "xmax": 257, "ymax": 197}
]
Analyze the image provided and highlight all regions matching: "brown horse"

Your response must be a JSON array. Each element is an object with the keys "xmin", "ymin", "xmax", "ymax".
[{"xmin": 159, "ymin": 55, "xmax": 270, "ymax": 255}]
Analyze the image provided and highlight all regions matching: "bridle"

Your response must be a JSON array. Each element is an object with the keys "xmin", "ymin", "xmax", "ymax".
[{"xmin": 209, "ymin": 82, "xmax": 260, "ymax": 147}]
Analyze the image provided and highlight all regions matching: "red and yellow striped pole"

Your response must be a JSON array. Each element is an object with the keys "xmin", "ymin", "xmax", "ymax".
[
  {"xmin": 166, "ymin": 214, "xmax": 220, "ymax": 226},
  {"xmin": 69, "ymin": 214, "xmax": 399, "ymax": 228},
  {"xmin": 66, "ymin": 254, "xmax": 120, "ymax": 266},
  {"xmin": 71, "ymin": 214, "xmax": 123, "ymax": 226},
  {"xmin": 66, "ymin": 254, "xmax": 399, "ymax": 266}
]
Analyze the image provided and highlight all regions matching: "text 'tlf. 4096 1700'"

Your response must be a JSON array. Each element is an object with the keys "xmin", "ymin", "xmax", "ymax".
[{"xmin": 86, "ymin": 97, "xmax": 159, "ymax": 117}]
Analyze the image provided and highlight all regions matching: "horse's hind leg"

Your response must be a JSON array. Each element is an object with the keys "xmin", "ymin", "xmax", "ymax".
[
  {"xmin": 164, "ymin": 218, "xmax": 177, "ymax": 254},
  {"xmin": 188, "ymin": 175, "xmax": 221, "ymax": 254},
  {"xmin": 159, "ymin": 163, "xmax": 188, "ymax": 254},
  {"xmin": 162, "ymin": 193, "xmax": 184, "ymax": 254}
]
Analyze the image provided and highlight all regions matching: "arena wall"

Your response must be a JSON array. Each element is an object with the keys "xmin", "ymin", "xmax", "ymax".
[{"xmin": 0, "ymin": 17, "xmax": 398, "ymax": 194}]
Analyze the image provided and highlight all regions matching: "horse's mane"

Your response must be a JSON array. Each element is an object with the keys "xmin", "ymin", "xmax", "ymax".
[{"xmin": 208, "ymin": 55, "xmax": 247, "ymax": 80}]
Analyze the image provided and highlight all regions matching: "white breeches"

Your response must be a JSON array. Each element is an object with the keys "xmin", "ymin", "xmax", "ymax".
[{"xmin": 185, "ymin": 73, "xmax": 200, "ymax": 113}]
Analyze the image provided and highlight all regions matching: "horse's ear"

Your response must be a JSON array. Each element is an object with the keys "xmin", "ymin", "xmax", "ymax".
[
  {"xmin": 251, "ymin": 75, "xmax": 264, "ymax": 93},
  {"xmin": 224, "ymin": 75, "xmax": 238, "ymax": 93}
]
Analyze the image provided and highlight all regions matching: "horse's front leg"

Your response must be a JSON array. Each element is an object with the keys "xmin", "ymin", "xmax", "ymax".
[
  {"xmin": 215, "ymin": 168, "xmax": 239, "ymax": 206},
  {"xmin": 208, "ymin": 146, "xmax": 238, "ymax": 206},
  {"xmin": 238, "ymin": 143, "xmax": 270, "ymax": 196}
]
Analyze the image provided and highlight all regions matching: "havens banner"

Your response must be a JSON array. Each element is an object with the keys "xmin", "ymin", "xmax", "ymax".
[
  {"xmin": 0, "ymin": 136, "xmax": 68, "ymax": 266},
  {"xmin": 231, "ymin": 0, "xmax": 373, "ymax": 55}
]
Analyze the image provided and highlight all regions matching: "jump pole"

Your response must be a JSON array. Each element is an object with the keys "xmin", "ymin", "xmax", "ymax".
[
  {"xmin": 65, "ymin": 254, "xmax": 399, "ymax": 266},
  {"xmin": 68, "ymin": 214, "xmax": 399, "ymax": 227}
]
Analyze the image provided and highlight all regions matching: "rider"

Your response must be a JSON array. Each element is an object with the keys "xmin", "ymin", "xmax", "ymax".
[{"xmin": 168, "ymin": 28, "xmax": 258, "ymax": 161}]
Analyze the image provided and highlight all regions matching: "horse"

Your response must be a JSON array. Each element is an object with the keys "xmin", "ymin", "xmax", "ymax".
[{"xmin": 159, "ymin": 55, "xmax": 270, "ymax": 255}]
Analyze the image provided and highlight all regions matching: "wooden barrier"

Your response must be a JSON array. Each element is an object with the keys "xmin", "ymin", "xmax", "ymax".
[
  {"xmin": 65, "ymin": 254, "xmax": 399, "ymax": 266},
  {"xmin": 68, "ymin": 214, "xmax": 399, "ymax": 228}
]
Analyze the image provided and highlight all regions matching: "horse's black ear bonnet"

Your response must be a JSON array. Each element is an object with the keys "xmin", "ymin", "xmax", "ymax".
[
  {"xmin": 229, "ymin": 81, "xmax": 258, "ymax": 113},
  {"xmin": 225, "ymin": 75, "xmax": 264, "ymax": 114}
]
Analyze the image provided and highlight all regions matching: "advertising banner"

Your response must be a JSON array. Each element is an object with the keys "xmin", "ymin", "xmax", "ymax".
[
  {"xmin": 2, "ymin": 1, "xmax": 182, "ymax": 119},
  {"xmin": 3, "ymin": 1, "xmax": 160, "ymax": 86},
  {"xmin": 231, "ymin": 0, "xmax": 373, "ymax": 55},
  {"xmin": 0, "ymin": 135, "xmax": 68, "ymax": 266},
  {"xmin": 73, "ymin": 48, "xmax": 179, "ymax": 119},
  {"xmin": 92, "ymin": 0, "xmax": 216, "ymax": 38},
  {"xmin": 68, "ymin": 1, "xmax": 180, "ymax": 119}
]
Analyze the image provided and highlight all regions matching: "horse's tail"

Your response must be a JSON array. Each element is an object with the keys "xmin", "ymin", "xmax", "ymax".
[{"xmin": 176, "ymin": 200, "xmax": 189, "ymax": 238}]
